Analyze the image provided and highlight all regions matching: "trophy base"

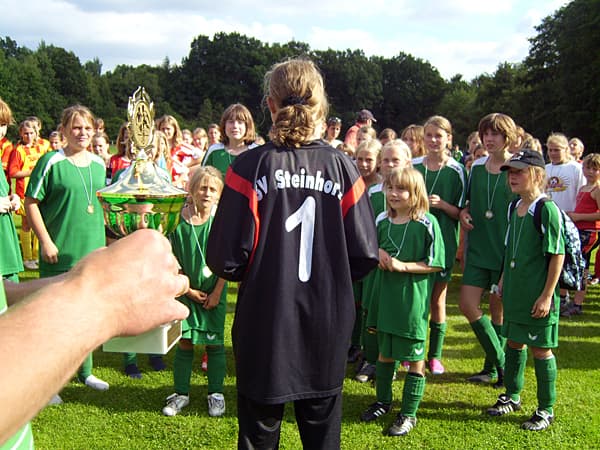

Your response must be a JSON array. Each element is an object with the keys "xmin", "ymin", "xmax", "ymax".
[{"xmin": 102, "ymin": 321, "xmax": 182, "ymax": 355}]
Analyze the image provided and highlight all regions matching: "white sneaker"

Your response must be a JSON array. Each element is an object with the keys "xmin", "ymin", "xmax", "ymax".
[
  {"xmin": 84, "ymin": 375, "xmax": 109, "ymax": 391},
  {"xmin": 207, "ymin": 393, "xmax": 225, "ymax": 417},
  {"xmin": 24, "ymin": 260, "xmax": 38, "ymax": 270},
  {"xmin": 47, "ymin": 394, "xmax": 63, "ymax": 405},
  {"xmin": 162, "ymin": 393, "xmax": 190, "ymax": 416}
]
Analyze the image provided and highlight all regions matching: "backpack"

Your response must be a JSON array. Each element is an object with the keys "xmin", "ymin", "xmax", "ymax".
[{"xmin": 508, "ymin": 197, "xmax": 586, "ymax": 291}]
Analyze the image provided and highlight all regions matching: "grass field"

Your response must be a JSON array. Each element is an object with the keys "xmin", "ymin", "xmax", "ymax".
[{"xmin": 19, "ymin": 267, "xmax": 599, "ymax": 449}]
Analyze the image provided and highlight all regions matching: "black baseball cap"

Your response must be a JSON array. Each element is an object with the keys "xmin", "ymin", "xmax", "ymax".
[{"xmin": 501, "ymin": 149, "xmax": 545, "ymax": 170}]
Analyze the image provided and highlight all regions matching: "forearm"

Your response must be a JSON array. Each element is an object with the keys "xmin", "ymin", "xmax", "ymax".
[
  {"xmin": 541, "ymin": 253, "xmax": 564, "ymax": 298},
  {"xmin": 392, "ymin": 259, "xmax": 442, "ymax": 274}
]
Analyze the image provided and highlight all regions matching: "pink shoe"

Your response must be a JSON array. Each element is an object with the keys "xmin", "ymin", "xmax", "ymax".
[
  {"xmin": 401, "ymin": 361, "xmax": 410, "ymax": 370},
  {"xmin": 201, "ymin": 352, "xmax": 208, "ymax": 372},
  {"xmin": 428, "ymin": 359, "xmax": 445, "ymax": 375}
]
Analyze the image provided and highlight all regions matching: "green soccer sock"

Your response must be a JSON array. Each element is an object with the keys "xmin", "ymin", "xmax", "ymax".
[
  {"xmin": 77, "ymin": 353, "xmax": 93, "ymax": 381},
  {"xmin": 363, "ymin": 329, "xmax": 378, "ymax": 364},
  {"xmin": 427, "ymin": 321, "xmax": 447, "ymax": 360},
  {"xmin": 375, "ymin": 360, "xmax": 395, "ymax": 405},
  {"xmin": 400, "ymin": 372, "xmax": 426, "ymax": 418},
  {"xmin": 470, "ymin": 316, "xmax": 505, "ymax": 369},
  {"xmin": 504, "ymin": 346, "xmax": 527, "ymax": 402},
  {"xmin": 122, "ymin": 353, "xmax": 138, "ymax": 367},
  {"xmin": 206, "ymin": 345, "xmax": 226, "ymax": 394},
  {"xmin": 534, "ymin": 355, "xmax": 557, "ymax": 414},
  {"xmin": 173, "ymin": 346, "xmax": 194, "ymax": 395},
  {"xmin": 492, "ymin": 323, "xmax": 507, "ymax": 355}
]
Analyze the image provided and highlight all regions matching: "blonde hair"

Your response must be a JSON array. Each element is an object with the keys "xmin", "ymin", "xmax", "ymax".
[
  {"xmin": 400, "ymin": 124, "xmax": 425, "ymax": 157},
  {"xmin": 384, "ymin": 167, "xmax": 429, "ymax": 220},
  {"xmin": 382, "ymin": 139, "xmax": 412, "ymax": 164},
  {"xmin": 187, "ymin": 166, "xmax": 224, "ymax": 202},
  {"xmin": 18, "ymin": 119, "xmax": 39, "ymax": 140},
  {"xmin": 156, "ymin": 115, "xmax": 183, "ymax": 148},
  {"xmin": 0, "ymin": 97, "xmax": 14, "ymax": 125},
  {"xmin": 478, "ymin": 113, "xmax": 517, "ymax": 150},
  {"xmin": 546, "ymin": 132, "xmax": 569, "ymax": 151},
  {"xmin": 219, "ymin": 103, "xmax": 256, "ymax": 146},
  {"xmin": 115, "ymin": 122, "xmax": 130, "ymax": 157},
  {"xmin": 424, "ymin": 115, "xmax": 452, "ymax": 136},
  {"xmin": 378, "ymin": 128, "xmax": 397, "ymax": 143},
  {"xmin": 529, "ymin": 166, "xmax": 547, "ymax": 192},
  {"xmin": 265, "ymin": 58, "xmax": 328, "ymax": 148},
  {"xmin": 356, "ymin": 139, "xmax": 382, "ymax": 159},
  {"xmin": 583, "ymin": 153, "xmax": 600, "ymax": 170},
  {"xmin": 59, "ymin": 105, "xmax": 95, "ymax": 134}
]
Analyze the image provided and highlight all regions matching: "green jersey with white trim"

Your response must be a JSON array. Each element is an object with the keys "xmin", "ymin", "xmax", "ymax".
[
  {"xmin": 503, "ymin": 197, "xmax": 564, "ymax": 326},
  {"xmin": 368, "ymin": 183, "xmax": 386, "ymax": 218},
  {"xmin": 414, "ymin": 157, "xmax": 467, "ymax": 270},
  {"xmin": 0, "ymin": 171, "xmax": 23, "ymax": 276},
  {"xmin": 26, "ymin": 150, "xmax": 106, "ymax": 276},
  {"xmin": 375, "ymin": 212, "xmax": 445, "ymax": 339},
  {"xmin": 465, "ymin": 157, "xmax": 517, "ymax": 270}
]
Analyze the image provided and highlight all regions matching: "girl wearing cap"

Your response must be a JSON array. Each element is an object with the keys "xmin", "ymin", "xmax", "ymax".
[{"xmin": 486, "ymin": 149, "xmax": 564, "ymax": 432}]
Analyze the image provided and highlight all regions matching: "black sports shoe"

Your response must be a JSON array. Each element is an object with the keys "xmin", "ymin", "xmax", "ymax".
[
  {"xmin": 487, "ymin": 393, "xmax": 521, "ymax": 416},
  {"xmin": 521, "ymin": 409, "xmax": 554, "ymax": 431},
  {"xmin": 347, "ymin": 345, "xmax": 363, "ymax": 364},
  {"xmin": 355, "ymin": 361, "xmax": 376, "ymax": 383},
  {"xmin": 466, "ymin": 370, "xmax": 497, "ymax": 383},
  {"xmin": 360, "ymin": 401, "xmax": 391, "ymax": 422},
  {"xmin": 387, "ymin": 414, "xmax": 417, "ymax": 436}
]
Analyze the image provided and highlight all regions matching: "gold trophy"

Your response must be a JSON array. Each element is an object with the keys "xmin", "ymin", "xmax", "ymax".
[{"xmin": 98, "ymin": 87, "xmax": 187, "ymax": 354}]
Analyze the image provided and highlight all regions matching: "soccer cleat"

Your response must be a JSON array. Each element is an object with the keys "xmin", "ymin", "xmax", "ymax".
[
  {"xmin": 355, "ymin": 362, "xmax": 376, "ymax": 383},
  {"xmin": 563, "ymin": 303, "xmax": 583, "ymax": 317},
  {"xmin": 23, "ymin": 260, "xmax": 38, "ymax": 270},
  {"xmin": 487, "ymin": 394, "xmax": 521, "ymax": 416},
  {"xmin": 590, "ymin": 278, "xmax": 599, "ymax": 285},
  {"xmin": 124, "ymin": 363, "xmax": 142, "ymax": 379},
  {"xmin": 387, "ymin": 414, "xmax": 417, "ymax": 436},
  {"xmin": 428, "ymin": 359, "xmax": 445, "ymax": 375},
  {"xmin": 84, "ymin": 375, "xmax": 109, "ymax": 391},
  {"xmin": 467, "ymin": 370, "xmax": 496, "ymax": 383},
  {"xmin": 149, "ymin": 356, "xmax": 166, "ymax": 371},
  {"xmin": 207, "ymin": 393, "xmax": 226, "ymax": 417},
  {"xmin": 521, "ymin": 409, "xmax": 554, "ymax": 431},
  {"xmin": 360, "ymin": 401, "xmax": 391, "ymax": 422},
  {"xmin": 162, "ymin": 393, "xmax": 190, "ymax": 417}
]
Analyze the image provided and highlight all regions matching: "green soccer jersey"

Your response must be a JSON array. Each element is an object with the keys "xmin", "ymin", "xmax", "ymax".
[
  {"xmin": 368, "ymin": 183, "xmax": 386, "ymax": 218},
  {"xmin": 414, "ymin": 157, "xmax": 467, "ymax": 270},
  {"xmin": 202, "ymin": 143, "xmax": 258, "ymax": 178},
  {"xmin": 169, "ymin": 213, "xmax": 227, "ymax": 335},
  {"xmin": 26, "ymin": 150, "xmax": 106, "ymax": 276},
  {"xmin": 502, "ymin": 197, "xmax": 564, "ymax": 326},
  {"xmin": 465, "ymin": 157, "xmax": 517, "ymax": 270},
  {"xmin": 0, "ymin": 285, "xmax": 35, "ymax": 449},
  {"xmin": 0, "ymin": 171, "xmax": 23, "ymax": 276},
  {"xmin": 374, "ymin": 212, "xmax": 445, "ymax": 340}
]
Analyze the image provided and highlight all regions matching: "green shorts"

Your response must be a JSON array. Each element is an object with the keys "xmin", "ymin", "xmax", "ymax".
[
  {"xmin": 502, "ymin": 321, "xmax": 558, "ymax": 349},
  {"xmin": 181, "ymin": 329, "xmax": 224, "ymax": 346},
  {"xmin": 378, "ymin": 332, "xmax": 426, "ymax": 362},
  {"xmin": 462, "ymin": 263, "xmax": 501, "ymax": 290},
  {"xmin": 435, "ymin": 267, "xmax": 453, "ymax": 283}
]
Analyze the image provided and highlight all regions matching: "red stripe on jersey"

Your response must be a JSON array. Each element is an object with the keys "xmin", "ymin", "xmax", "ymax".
[
  {"xmin": 225, "ymin": 166, "xmax": 260, "ymax": 262},
  {"xmin": 341, "ymin": 177, "xmax": 366, "ymax": 217}
]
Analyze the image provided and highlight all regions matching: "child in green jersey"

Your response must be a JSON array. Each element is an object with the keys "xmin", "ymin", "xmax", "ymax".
[
  {"xmin": 487, "ymin": 149, "xmax": 564, "ymax": 431},
  {"xmin": 459, "ymin": 113, "xmax": 518, "ymax": 387},
  {"xmin": 414, "ymin": 116, "xmax": 467, "ymax": 375},
  {"xmin": 360, "ymin": 167, "xmax": 444, "ymax": 437},
  {"xmin": 162, "ymin": 166, "xmax": 228, "ymax": 418},
  {"xmin": 25, "ymin": 105, "xmax": 109, "ymax": 394}
]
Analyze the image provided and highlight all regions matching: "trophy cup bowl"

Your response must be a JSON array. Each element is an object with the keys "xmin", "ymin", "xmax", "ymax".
[{"xmin": 99, "ymin": 87, "xmax": 187, "ymax": 355}]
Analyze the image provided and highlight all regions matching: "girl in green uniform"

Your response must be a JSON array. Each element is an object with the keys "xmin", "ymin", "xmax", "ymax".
[
  {"xmin": 487, "ymin": 149, "xmax": 564, "ymax": 431},
  {"xmin": 459, "ymin": 113, "xmax": 518, "ymax": 386},
  {"xmin": 25, "ymin": 105, "xmax": 109, "ymax": 393},
  {"xmin": 201, "ymin": 103, "xmax": 258, "ymax": 178},
  {"xmin": 414, "ymin": 116, "xmax": 467, "ymax": 375},
  {"xmin": 360, "ymin": 167, "xmax": 445, "ymax": 437},
  {"xmin": 162, "ymin": 166, "xmax": 228, "ymax": 417}
]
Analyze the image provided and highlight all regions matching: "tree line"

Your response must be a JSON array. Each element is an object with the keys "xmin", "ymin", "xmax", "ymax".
[{"xmin": 0, "ymin": 0, "xmax": 598, "ymax": 152}]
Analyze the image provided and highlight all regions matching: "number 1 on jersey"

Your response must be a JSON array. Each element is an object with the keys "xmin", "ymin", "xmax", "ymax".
[{"xmin": 285, "ymin": 196, "xmax": 316, "ymax": 282}]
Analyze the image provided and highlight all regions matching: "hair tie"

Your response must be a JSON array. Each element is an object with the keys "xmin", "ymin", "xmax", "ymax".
[{"xmin": 282, "ymin": 95, "xmax": 307, "ymax": 107}]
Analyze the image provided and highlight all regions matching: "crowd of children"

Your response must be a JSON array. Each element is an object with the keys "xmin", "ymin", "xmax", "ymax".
[{"xmin": 0, "ymin": 56, "xmax": 597, "ymax": 447}]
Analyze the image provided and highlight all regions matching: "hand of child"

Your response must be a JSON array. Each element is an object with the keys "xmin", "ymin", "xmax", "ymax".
[
  {"xmin": 378, "ymin": 248, "xmax": 393, "ymax": 271},
  {"xmin": 9, "ymin": 194, "xmax": 19, "ymax": 211},
  {"xmin": 459, "ymin": 208, "xmax": 474, "ymax": 231},
  {"xmin": 204, "ymin": 291, "xmax": 219, "ymax": 310},
  {"xmin": 186, "ymin": 287, "xmax": 208, "ymax": 305},
  {"xmin": 0, "ymin": 196, "xmax": 12, "ymax": 213},
  {"xmin": 531, "ymin": 294, "xmax": 552, "ymax": 318},
  {"xmin": 428, "ymin": 194, "xmax": 443, "ymax": 209},
  {"xmin": 41, "ymin": 240, "xmax": 59, "ymax": 264}
]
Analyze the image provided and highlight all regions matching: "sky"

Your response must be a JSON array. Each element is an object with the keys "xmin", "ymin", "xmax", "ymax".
[{"xmin": 0, "ymin": 0, "xmax": 569, "ymax": 81}]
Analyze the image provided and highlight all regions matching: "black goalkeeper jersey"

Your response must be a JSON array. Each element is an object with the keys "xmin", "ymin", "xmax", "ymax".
[{"xmin": 207, "ymin": 140, "xmax": 378, "ymax": 403}]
